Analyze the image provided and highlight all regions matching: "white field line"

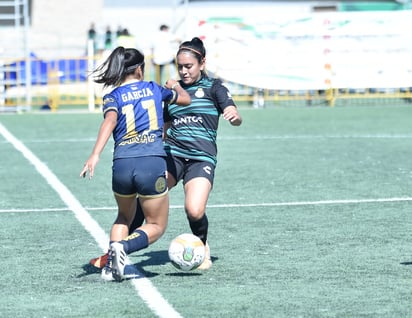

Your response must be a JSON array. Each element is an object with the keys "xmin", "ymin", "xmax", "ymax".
[
  {"xmin": 218, "ymin": 134, "xmax": 412, "ymax": 140},
  {"xmin": 1, "ymin": 197, "xmax": 412, "ymax": 214},
  {"xmin": 1, "ymin": 133, "xmax": 412, "ymax": 145},
  {"xmin": 0, "ymin": 123, "xmax": 182, "ymax": 318}
]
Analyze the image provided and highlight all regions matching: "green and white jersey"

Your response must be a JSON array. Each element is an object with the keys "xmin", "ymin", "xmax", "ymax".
[{"xmin": 164, "ymin": 75, "xmax": 236, "ymax": 165}]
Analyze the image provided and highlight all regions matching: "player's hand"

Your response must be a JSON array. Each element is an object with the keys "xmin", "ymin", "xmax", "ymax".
[
  {"xmin": 80, "ymin": 155, "xmax": 99, "ymax": 179},
  {"xmin": 164, "ymin": 79, "xmax": 179, "ymax": 90},
  {"xmin": 223, "ymin": 106, "xmax": 242, "ymax": 126}
]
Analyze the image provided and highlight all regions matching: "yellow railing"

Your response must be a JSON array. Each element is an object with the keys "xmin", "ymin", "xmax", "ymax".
[
  {"xmin": 2, "ymin": 55, "xmax": 412, "ymax": 111},
  {"xmin": 220, "ymin": 82, "xmax": 412, "ymax": 107},
  {"xmin": 0, "ymin": 55, "xmax": 176, "ymax": 111}
]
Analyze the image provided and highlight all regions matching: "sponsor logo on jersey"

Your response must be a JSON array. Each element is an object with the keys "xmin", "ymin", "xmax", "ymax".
[
  {"xmin": 173, "ymin": 116, "xmax": 203, "ymax": 126},
  {"xmin": 203, "ymin": 165, "xmax": 212, "ymax": 175},
  {"xmin": 195, "ymin": 88, "xmax": 205, "ymax": 98},
  {"xmin": 119, "ymin": 133, "xmax": 156, "ymax": 145}
]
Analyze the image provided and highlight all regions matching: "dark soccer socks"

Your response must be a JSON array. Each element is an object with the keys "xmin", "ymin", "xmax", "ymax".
[
  {"xmin": 121, "ymin": 229, "xmax": 149, "ymax": 254},
  {"xmin": 188, "ymin": 214, "xmax": 208, "ymax": 245}
]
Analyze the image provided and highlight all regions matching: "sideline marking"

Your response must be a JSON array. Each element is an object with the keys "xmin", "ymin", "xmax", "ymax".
[
  {"xmin": 2, "ymin": 197, "xmax": 412, "ymax": 214},
  {"xmin": 219, "ymin": 134, "xmax": 412, "ymax": 140},
  {"xmin": 0, "ymin": 123, "xmax": 182, "ymax": 318},
  {"xmin": 1, "ymin": 133, "xmax": 412, "ymax": 145}
]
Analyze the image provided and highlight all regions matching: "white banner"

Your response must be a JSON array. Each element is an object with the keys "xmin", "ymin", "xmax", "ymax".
[{"xmin": 195, "ymin": 10, "xmax": 412, "ymax": 90}]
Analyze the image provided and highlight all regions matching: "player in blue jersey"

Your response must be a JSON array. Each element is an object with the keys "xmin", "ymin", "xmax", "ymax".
[
  {"xmin": 90, "ymin": 37, "xmax": 242, "ymax": 270},
  {"xmin": 80, "ymin": 46, "xmax": 190, "ymax": 281}
]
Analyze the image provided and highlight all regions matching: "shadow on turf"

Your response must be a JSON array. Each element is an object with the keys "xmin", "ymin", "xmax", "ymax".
[
  {"xmin": 78, "ymin": 250, "xmax": 218, "ymax": 278},
  {"xmin": 400, "ymin": 261, "xmax": 412, "ymax": 265},
  {"xmin": 78, "ymin": 263, "xmax": 101, "ymax": 278},
  {"xmin": 132, "ymin": 250, "xmax": 218, "ymax": 277}
]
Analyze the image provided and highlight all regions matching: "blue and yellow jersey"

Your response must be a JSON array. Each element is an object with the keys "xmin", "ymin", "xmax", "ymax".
[
  {"xmin": 164, "ymin": 76, "xmax": 236, "ymax": 165},
  {"xmin": 103, "ymin": 80, "xmax": 176, "ymax": 159}
]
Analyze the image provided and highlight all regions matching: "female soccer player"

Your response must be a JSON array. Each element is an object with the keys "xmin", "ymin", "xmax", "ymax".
[
  {"xmin": 90, "ymin": 37, "xmax": 242, "ymax": 270},
  {"xmin": 162, "ymin": 37, "xmax": 243, "ymax": 269},
  {"xmin": 80, "ymin": 46, "xmax": 190, "ymax": 281}
]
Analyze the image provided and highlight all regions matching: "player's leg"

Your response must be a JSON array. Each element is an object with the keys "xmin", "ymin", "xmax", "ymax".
[
  {"xmin": 91, "ymin": 158, "xmax": 137, "ymax": 270},
  {"xmin": 129, "ymin": 196, "xmax": 144, "ymax": 234},
  {"xmin": 182, "ymin": 160, "xmax": 215, "ymax": 269},
  {"xmin": 101, "ymin": 194, "xmax": 136, "ymax": 281},
  {"xmin": 100, "ymin": 157, "xmax": 138, "ymax": 280},
  {"xmin": 110, "ymin": 194, "xmax": 137, "ymax": 241},
  {"xmin": 184, "ymin": 177, "xmax": 211, "ymax": 241},
  {"xmin": 128, "ymin": 172, "xmax": 176, "ymax": 232},
  {"xmin": 90, "ymin": 199, "xmax": 137, "ymax": 269},
  {"xmin": 128, "ymin": 152, "xmax": 179, "ymax": 234},
  {"xmin": 122, "ymin": 195, "xmax": 169, "ymax": 250},
  {"xmin": 111, "ymin": 194, "xmax": 169, "ymax": 281},
  {"xmin": 92, "ymin": 190, "xmax": 166, "ymax": 270},
  {"xmin": 184, "ymin": 176, "xmax": 212, "ymax": 270},
  {"xmin": 110, "ymin": 156, "xmax": 169, "ymax": 280}
]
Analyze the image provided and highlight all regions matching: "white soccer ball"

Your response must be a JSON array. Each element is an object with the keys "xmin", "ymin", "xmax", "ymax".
[{"xmin": 168, "ymin": 233, "xmax": 205, "ymax": 271}]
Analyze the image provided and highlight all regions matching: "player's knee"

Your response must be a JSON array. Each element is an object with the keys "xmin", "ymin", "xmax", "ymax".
[{"xmin": 185, "ymin": 206, "xmax": 205, "ymax": 221}]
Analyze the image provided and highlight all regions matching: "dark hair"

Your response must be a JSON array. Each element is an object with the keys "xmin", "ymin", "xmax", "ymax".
[
  {"xmin": 177, "ymin": 37, "xmax": 206, "ymax": 64},
  {"xmin": 160, "ymin": 24, "xmax": 169, "ymax": 31},
  {"xmin": 92, "ymin": 46, "xmax": 145, "ymax": 87}
]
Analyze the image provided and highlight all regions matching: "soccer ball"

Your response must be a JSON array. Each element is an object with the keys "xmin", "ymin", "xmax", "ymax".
[{"xmin": 168, "ymin": 233, "xmax": 205, "ymax": 271}]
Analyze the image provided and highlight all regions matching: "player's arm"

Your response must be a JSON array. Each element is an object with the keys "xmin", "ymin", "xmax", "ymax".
[
  {"xmin": 212, "ymin": 79, "xmax": 242, "ymax": 126},
  {"xmin": 80, "ymin": 110, "xmax": 117, "ymax": 179},
  {"xmin": 165, "ymin": 79, "xmax": 191, "ymax": 106},
  {"xmin": 223, "ymin": 105, "xmax": 242, "ymax": 126}
]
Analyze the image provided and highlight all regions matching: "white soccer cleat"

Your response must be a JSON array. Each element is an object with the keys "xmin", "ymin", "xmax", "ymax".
[
  {"xmin": 110, "ymin": 242, "xmax": 127, "ymax": 281},
  {"xmin": 100, "ymin": 265, "xmax": 114, "ymax": 281},
  {"xmin": 197, "ymin": 241, "xmax": 212, "ymax": 270},
  {"xmin": 100, "ymin": 248, "xmax": 114, "ymax": 281}
]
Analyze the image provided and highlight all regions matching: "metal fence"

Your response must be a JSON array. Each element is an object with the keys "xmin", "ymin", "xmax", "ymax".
[{"xmin": 2, "ymin": 54, "xmax": 412, "ymax": 112}]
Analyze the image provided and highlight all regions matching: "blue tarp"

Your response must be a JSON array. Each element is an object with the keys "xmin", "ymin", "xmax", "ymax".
[{"xmin": 6, "ymin": 53, "xmax": 89, "ymax": 85}]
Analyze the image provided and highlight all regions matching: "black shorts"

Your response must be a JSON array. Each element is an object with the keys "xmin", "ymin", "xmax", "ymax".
[
  {"xmin": 166, "ymin": 154, "xmax": 216, "ymax": 187},
  {"xmin": 112, "ymin": 156, "xmax": 167, "ymax": 198}
]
